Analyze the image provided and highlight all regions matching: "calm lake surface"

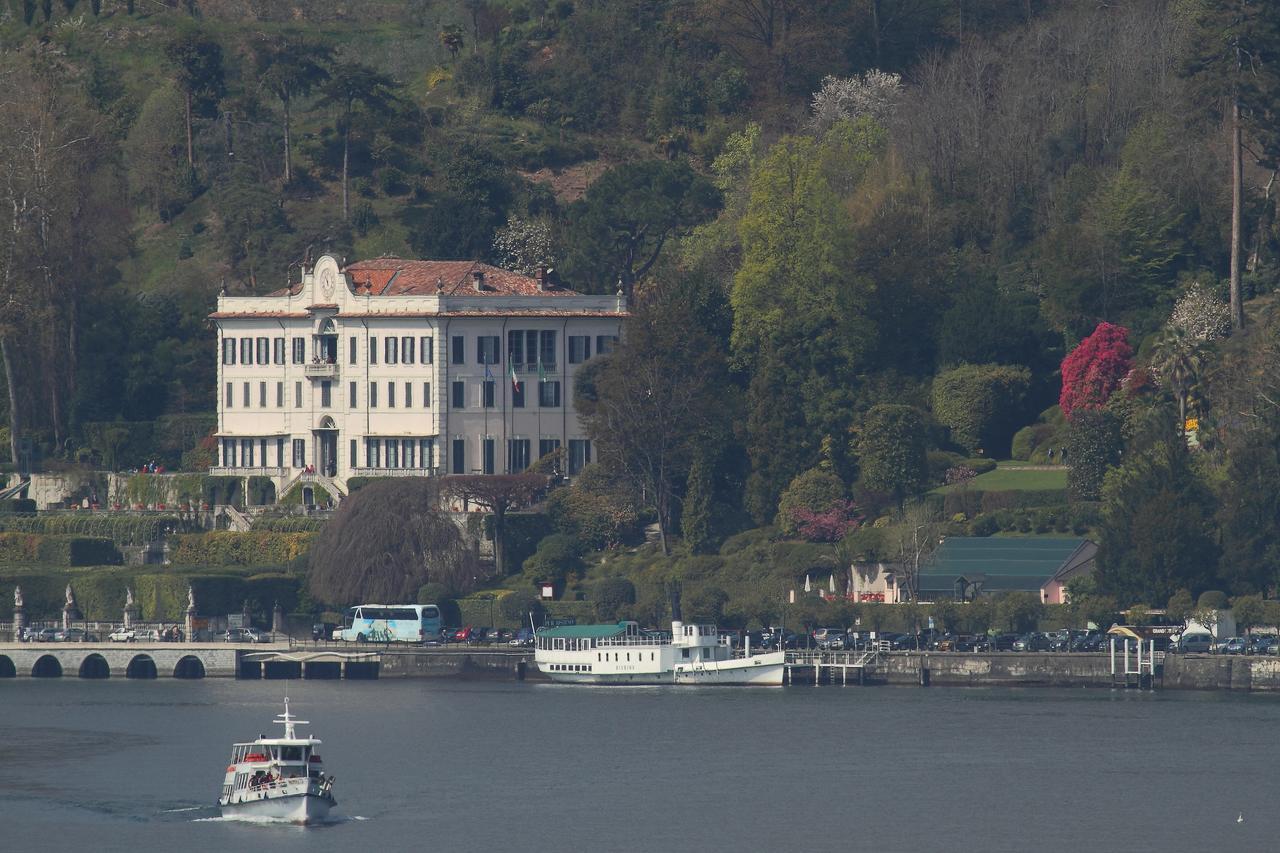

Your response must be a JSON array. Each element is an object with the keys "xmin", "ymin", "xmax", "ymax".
[{"xmin": 0, "ymin": 678, "xmax": 1274, "ymax": 852}]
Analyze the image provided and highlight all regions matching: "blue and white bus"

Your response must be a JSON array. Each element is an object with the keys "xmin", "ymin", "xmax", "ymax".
[{"xmin": 337, "ymin": 604, "xmax": 442, "ymax": 643}]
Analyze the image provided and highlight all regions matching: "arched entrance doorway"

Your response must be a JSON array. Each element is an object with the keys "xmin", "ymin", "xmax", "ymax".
[
  {"xmin": 315, "ymin": 416, "xmax": 338, "ymax": 479},
  {"xmin": 32, "ymin": 655, "xmax": 62, "ymax": 678},
  {"xmin": 126, "ymin": 654, "xmax": 157, "ymax": 679},
  {"xmin": 79, "ymin": 654, "xmax": 110, "ymax": 679},
  {"xmin": 173, "ymin": 655, "xmax": 205, "ymax": 679}
]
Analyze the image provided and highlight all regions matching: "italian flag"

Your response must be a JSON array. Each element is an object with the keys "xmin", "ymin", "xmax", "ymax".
[{"xmin": 509, "ymin": 358, "xmax": 519, "ymax": 392}]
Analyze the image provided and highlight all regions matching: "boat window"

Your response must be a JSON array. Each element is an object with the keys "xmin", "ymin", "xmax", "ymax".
[
  {"xmin": 682, "ymin": 649, "xmax": 690, "ymax": 659},
  {"xmin": 626, "ymin": 653, "xmax": 630, "ymax": 661},
  {"xmin": 281, "ymin": 746, "xmax": 303, "ymax": 761}
]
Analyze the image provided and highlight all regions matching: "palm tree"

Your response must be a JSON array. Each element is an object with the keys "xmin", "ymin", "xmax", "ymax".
[
  {"xmin": 321, "ymin": 61, "xmax": 398, "ymax": 221},
  {"xmin": 1153, "ymin": 326, "xmax": 1205, "ymax": 434}
]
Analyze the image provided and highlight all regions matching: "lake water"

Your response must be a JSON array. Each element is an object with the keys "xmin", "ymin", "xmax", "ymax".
[{"xmin": 0, "ymin": 678, "xmax": 1274, "ymax": 852}]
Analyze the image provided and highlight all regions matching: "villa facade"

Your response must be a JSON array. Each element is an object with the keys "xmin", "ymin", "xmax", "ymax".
[{"xmin": 210, "ymin": 254, "xmax": 626, "ymax": 497}]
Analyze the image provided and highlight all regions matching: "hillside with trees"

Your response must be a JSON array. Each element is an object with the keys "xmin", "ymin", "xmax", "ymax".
[{"xmin": 3, "ymin": 0, "xmax": 1280, "ymax": 622}]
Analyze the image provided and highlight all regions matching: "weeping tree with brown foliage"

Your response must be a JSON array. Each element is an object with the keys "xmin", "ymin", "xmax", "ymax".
[
  {"xmin": 444, "ymin": 473, "xmax": 549, "ymax": 577},
  {"xmin": 307, "ymin": 479, "xmax": 477, "ymax": 607}
]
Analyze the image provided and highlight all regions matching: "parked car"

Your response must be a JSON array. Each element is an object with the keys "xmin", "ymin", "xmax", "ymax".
[
  {"xmin": 1219, "ymin": 636, "xmax": 1249, "ymax": 655},
  {"xmin": 509, "ymin": 628, "xmax": 535, "ymax": 648},
  {"xmin": 1248, "ymin": 635, "xmax": 1274, "ymax": 655},
  {"xmin": 132, "ymin": 628, "xmax": 161, "ymax": 642},
  {"xmin": 222, "ymin": 627, "xmax": 269, "ymax": 643},
  {"xmin": 312, "ymin": 622, "xmax": 336, "ymax": 641},
  {"xmin": 450, "ymin": 626, "xmax": 477, "ymax": 643},
  {"xmin": 55, "ymin": 628, "xmax": 96, "ymax": 642},
  {"xmin": 813, "ymin": 627, "xmax": 844, "ymax": 649},
  {"xmin": 1267, "ymin": 638, "xmax": 1280, "ymax": 656},
  {"xmin": 25, "ymin": 627, "xmax": 57, "ymax": 642},
  {"xmin": 484, "ymin": 628, "xmax": 508, "ymax": 644},
  {"xmin": 1069, "ymin": 630, "xmax": 1101, "ymax": 652},
  {"xmin": 1013, "ymin": 632, "xmax": 1051, "ymax": 652},
  {"xmin": 108, "ymin": 627, "xmax": 136, "ymax": 642}
]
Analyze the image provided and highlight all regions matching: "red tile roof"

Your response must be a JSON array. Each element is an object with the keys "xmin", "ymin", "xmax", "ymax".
[{"xmin": 343, "ymin": 258, "xmax": 576, "ymax": 297}]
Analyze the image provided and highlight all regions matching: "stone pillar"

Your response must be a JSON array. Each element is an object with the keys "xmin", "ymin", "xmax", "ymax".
[
  {"xmin": 272, "ymin": 600, "xmax": 285, "ymax": 638},
  {"xmin": 13, "ymin": 586, "xmax": 25, "ymax": 641},
  {"xmin": 185, "ymin": 585, "xmax": 196, "ymax": 643}
]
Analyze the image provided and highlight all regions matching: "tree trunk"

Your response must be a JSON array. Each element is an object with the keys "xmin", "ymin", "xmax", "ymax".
[
  {"xmin": 870, "ymin": 0, "xmax": 881, "ymax": 67},
  {"xmin": 1231, "ymin": 96, "xmax": 1245, "ymax": 329},
  {"xmin": 1, "ymin": 336, "xmax": 20, "ymax": 468},
  {"xmin": 492, "ymin": 507, "xmax": 505, "ymax": 576},
  {"xmin": 342, "ymin": 120, "xmax": 350, "ymax": 222},
  {"xmin": 184, "ymin": 89, "xmax": 194, "ymax": 169},
  {"xmin": 282, "ymin": 96, "xmax": 292, "ymax": 184}
]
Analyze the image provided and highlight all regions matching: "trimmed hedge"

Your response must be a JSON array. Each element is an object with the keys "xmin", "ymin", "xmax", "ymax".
[
  {"xmin": 169, "ymin": 532, "xmax": 316, "ymax": 566},
  {"xmin": 345, "ymin": 477, "xmax": 391, "ymax": 494},
  {"xmin": 251, "ymin": 516, "xmax": 330, "ymax": 533},
  {"xmin": 0, "ymin": 532, "xmax": 121, "ymax": 565},
  {"xmin": 943, "ymin": 488, "xmax": 1068, "ymax": 517},
  {"xmin": 0, "ymin": 499, "xmax": 35, "ymax": 513}
]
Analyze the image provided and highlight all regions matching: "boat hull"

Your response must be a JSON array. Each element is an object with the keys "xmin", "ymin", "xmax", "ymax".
[
  {"xmin": 674, "ymin": 652, "xmax": 785, "ymax": 686},
  {"xmin": 219, "ymin": 792, "xmax": 335, "ymax": 824}
]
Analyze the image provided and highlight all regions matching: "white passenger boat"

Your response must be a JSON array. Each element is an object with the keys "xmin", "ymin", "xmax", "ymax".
[
  {"xmin": 218, "ymin": 699, "xmax": 336, "ymax": 824},
  {"xmin": 535, "ymin": 619, "xmax": 785, "ymax": 686}
]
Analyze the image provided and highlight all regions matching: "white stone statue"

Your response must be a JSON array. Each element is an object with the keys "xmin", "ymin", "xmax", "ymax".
[
  {"xmin": 187, "ymin": 585, "xmax": 195, "ymax": 610},
  {"xmin": 125, "ymin": 587, "xmax": 135, "ymax": 608},
  {"xmin": 65, "ymin": 584, "xmax": 75, "ymax": 608},
  {"xmin": 13, "ymin": 585, "xmax": 22, "ymax": 609}
]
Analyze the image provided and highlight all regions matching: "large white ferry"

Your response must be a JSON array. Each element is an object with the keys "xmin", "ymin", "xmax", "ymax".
[
  {"xmin": 534, "ymin": 619, "xmax": 785, "ymax": 686},
  {"xmin": 217, "ymin": 699, "xmax": 336, "ymax": 824}
]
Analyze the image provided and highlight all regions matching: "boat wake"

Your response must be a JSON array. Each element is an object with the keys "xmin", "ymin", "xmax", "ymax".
[{"xmin": 192, "ymin": 813, "xmax": 366, "ymax": 826}]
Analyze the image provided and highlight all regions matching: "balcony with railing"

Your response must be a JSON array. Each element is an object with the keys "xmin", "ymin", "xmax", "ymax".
[
  {"xmin": 348, "ymin": 467, "xmax": 436, "ymax": 478},
  {"xmin": 209, "ymin": 467, "xmax": 288, "ymax": 478},
  {"xmin": 304, "ymin": 361, "xmax": 339, "ymax": 379}
]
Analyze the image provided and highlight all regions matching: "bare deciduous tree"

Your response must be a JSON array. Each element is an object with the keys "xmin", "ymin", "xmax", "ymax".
[{"xmin": 443, "ymin": 473, "xmax": 549, "ymax": 576}]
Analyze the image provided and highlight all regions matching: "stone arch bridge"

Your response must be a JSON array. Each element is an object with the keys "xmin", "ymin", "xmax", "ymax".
[{"xmin": 0, "ymin": 643, "xmax": 241, "ymax": 679}]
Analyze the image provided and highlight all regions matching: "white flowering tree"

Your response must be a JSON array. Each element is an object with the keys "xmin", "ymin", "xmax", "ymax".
[
  {"xmin": 492, "ymin": 217, "xmax": 555, "ymax": 276},
  {"xmin": 808, "ymin": 70, "xmax": 902, "ymax": 134},
  {"xmin": 1169, "ymin": 282, "xmax": 1231, "ymax": 343}
]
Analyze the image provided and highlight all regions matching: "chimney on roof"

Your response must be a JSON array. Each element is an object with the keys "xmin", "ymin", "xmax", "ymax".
[
  {"xmin": 471, "ymin": 270, "xmax": 485, "ymax": 292},
  {"xmin": 436, "ymin": 276, "xmax": 445, "ymax": 293},
  {"xmin": 536, "ymin": 266, "xmax": 548, "ymax": 291}
]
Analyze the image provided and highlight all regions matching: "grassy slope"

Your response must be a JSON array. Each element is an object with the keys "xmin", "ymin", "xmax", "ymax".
[{"xmin": 933, "ymin": 461, "xmax": 1067, "ymax": 493}]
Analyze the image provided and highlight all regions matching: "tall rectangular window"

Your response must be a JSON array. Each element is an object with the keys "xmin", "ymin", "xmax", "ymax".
[
  {"xmin": 385, "ymin": 336, "xmax": 398, "ymax": 365},
  {"xmin": 292, "ymin": 439, "xmax": 306, "ymax": 468},
  {"xmin": 350, "ymin": 439, "xmax": 357, "ymax": 467},
  {"xmin": 225, "ymin": 382, "xmax": 233, "ymax": 407},
  {"xmin": 387, "ymin": 381, "xmax": 396, "ymax": 408},
  {"xmin": 256, "ymin": 337, "xmax": 270, "ymax": 365},
  {"xmin": 539, "ymin": 330, "xmax": 557, "ymax": 367},
  {"xmin": 420, "ymin": 336, "xmax": 434, "ymax": 364},
  {"xmin": 387, "ymin": 439, "xmax": 399, "ymax": 468},
  {"xmin": 366, "ymin": 438, "xmax": 381, "ymax": 468},
  {"xmin": 277, "ymin": 438, "xmax": 286, "ymax": 467},
  {"xmin": 369, "ymin": 336, "xmax": 378, "ymax": 364},
  {"xmin": 321, "ymin": 381, "xmax": 332, "ymax": 408},
  {"xmin": 292, "ymin": 338, "xmax": 305, "ymax": 364},
  {"xmin": 420, "ymin": 439, "xmax": 434, "ymax": 469},
  {"xmin": 508, "ymin": 438, "xmax": 531, "ymax": 473},
  {"xmin": 222, "ymin": 439, "xmax": 236, "ymax": 467},
  {"xmin": 483, "ymin": 438, "xmax": 495, "ymax": 475},
  {"xmin": 539, "ymin": 380, "xmax": 560, "ymax": 408},
  {"xmin": 258, "ymin": 382, "xmax": 267, "ymax": 407},
  {"xmin": 568, "ymin": 336, "xmax": 591, "ymax": 364},
  {"xmin": 596, "ymin": 335, "xmax": 618, "ymax": 355},
  {"xmin": 222, "ymin": 338, "xmax": 236, "ymax": 365},
  {"xmin": 539, "ymin": 438, "xmax": 561, "ymax": 459},
  {"xmin": 370, "ymin": 382, "xmax": 378, "ymax": 408},
  {"xmin": 242, "ymin": 382, "xmax": 250, "ymax": 407},
  {"xmin": 404, "ymin": 439, "xmax": 415, "ymax": 469},
  {"xmin": 512, "ymin": 381, "xmax": 525, "ymax": 408},
  {"xmin": 405, "ymin": 382, "xmax": 413, "ymax": 408},
  {"xmin": 423, "ymin": 382, "xmax": 431, "ymax": 407},
  {"xmin": 507, "ymin": 330, "xmax": 524, "ymax": 366},
  {"xmin": 243, "ymin": 439, "xmax": 255, "ymax": 467},
  {"xmin": 259, "ymin": 438, "xmax": 268, "ymax": 468},
  {"xmin": 451, "ymin": 381, "xmax": 465, "ymax": 409},
  {"xmin": 483, "ymin": 380, "xmax": 494, "ymax": 408},
  {"xmin": 451, "ymin": 335, "xmax": 465, "ymax": 364},
  {"xmin": 477, "ymin": 335, "xmax": 500, "ymax": 365},
  {"xmin": 240, "ymin": 338, "xmax": 253, "ymax": 365},
  {"xmin": 349, "ymin": 381, "xmax": 357, "ymax": 407},
  {"xmin": 294, "ymin": 381, "xmax": 302, "ymax": 408},
  {"xmin": 568, "ymin": 439, "xmax": 591, "ymax": 475},
  {"xmin": 401, "ymin": 336, "xmax": 415, "ymax": 365},
  {"xmin": 276, "ymin": 382, "xmax": 284, "ymax": 407},
  {"xmin": 452, "ymin": 439, "xmax": 465, "ymax": 474},
  {"xmin": 274, "ymin": 337, "xmax": 285, "ymax": 365},
  {"xmin": 349, "ymin": 336, "xmax": 357, "ymax": 365}
]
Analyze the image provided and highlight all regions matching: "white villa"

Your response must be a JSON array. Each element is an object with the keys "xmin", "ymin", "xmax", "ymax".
[{"xmin": 210, "ymin": 254, "xmax": 626, "ymax": 499}]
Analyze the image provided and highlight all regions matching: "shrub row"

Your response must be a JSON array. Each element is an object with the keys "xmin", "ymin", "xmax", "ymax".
[
  {"xmin": 0, "ymin": 532, "xmax": 121, "ymax": 565},
  {"xmin": 169, "ymin": 532, "xmax": 316, "ymax": 567},
  {"xmin": 941, "ymin": 488, "xmax": 1068, "ymax": 517},
  {"xmin": 967, "ymin": 503, "xmax": 1101, "ymax": 537}
]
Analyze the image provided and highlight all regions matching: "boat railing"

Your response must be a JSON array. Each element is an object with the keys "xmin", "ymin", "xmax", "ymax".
[
  {"xmin": 596, "ymin": 634, "xmax": 668, "ymax": 648},
  {"xmin": 248, "ymin": 776, "xmax": 321, "ymax": 797}
]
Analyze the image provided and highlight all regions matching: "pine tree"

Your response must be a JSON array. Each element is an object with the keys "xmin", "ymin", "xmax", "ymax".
[{"xmin": 681, "ymin": 444, "xmax": 715, "ymax": 554}]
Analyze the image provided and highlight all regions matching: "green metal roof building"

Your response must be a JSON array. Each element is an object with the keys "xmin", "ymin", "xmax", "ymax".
[{"xmin": 916, "ymin": 537, "xmax": 1096, "ymax": 603}]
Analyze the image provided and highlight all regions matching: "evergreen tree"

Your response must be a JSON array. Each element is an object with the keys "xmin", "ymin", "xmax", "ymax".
[
  {"xmin": 682, "ymin": 443, "xmax": 716, "ymax": 554},
  {"xmin": 164, "ymin": 29, "xmax": 225, "ymax": 170},
  {"xmin": 853, "ymin": 404, "xmax": 928, "ymax": 504}
]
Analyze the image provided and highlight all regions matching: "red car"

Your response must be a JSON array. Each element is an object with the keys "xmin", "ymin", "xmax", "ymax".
[{"xmin": 450, "ymin": 626, "xmax": 476, "ymax": 643}]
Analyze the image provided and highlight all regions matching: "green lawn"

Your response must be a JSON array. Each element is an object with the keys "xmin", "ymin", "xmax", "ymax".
[{"xmin": 934, "ymin": 462, "xmax": 1067, "ymax": 493}]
